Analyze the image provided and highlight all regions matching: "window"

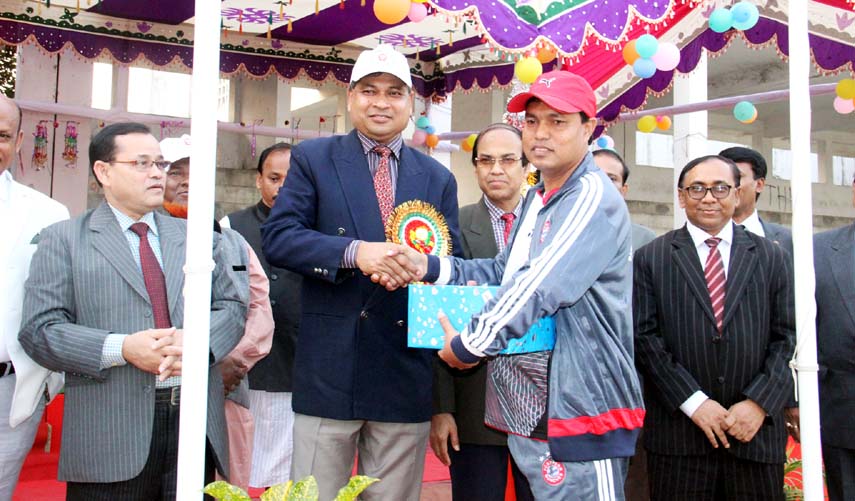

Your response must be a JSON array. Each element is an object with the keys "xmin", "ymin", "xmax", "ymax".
[
  {"xmin": 91, "ymin": 62, "xmax": 113, "ymax": 110},
  {"xmin": 833, "ymin": 155, "xmax": 855, "ymax": 186},
  {"xmin": 128, "ymin": 67, "xmax": 230, "ymax": 120},
  {"xmin": 771, "ymin": 148, "xmax": 819, "ymax": 182},
  {"xmin": 634, "ymin": 133, "xmax": 747, "ymax": 169}
]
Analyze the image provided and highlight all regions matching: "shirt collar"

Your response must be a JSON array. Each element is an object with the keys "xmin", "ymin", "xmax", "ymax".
[
  {"xmin": 686, "ymin": 219, "xmax": 733, "ymax": 249},
  {"xmin": 483, "ymin": 196, "xmax": 523, "ymax": 222},
  {"xmin": 739, "ymin": 210, "xmax": 765, "ymax": 237},
  {"xmin": 357, "ymin": 131, "xmax": 403, "ymax": 159},
  {"xmin": 0, "ymin": 169, "xmax": 12, "ymax": 204},
  {"xmin": 107, "ymin": 203, "xmax": 159, "ymax": 237}
]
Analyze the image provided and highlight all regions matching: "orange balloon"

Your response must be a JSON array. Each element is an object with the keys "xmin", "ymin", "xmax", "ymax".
[
  {"xmin": 656, "ymin": 116, "xmax": 672, "ymax": 130},
  {"xmin": 622, "ymin": 40, "xmax": 640, "ymax": 66},
  {"xmin": 536, "ymin": 45, "xmax": 557, "ymax": 64},
  {"xmin": 426, "ymin": 134, "xmax": 440, "ymax": 148},
  {"xmin": 373, "ymin": 0, "xmax": 410, "ymax": 24},
  {"xmin": 461, "ymin": 140, "xmax": 473, "ymax": 152}
]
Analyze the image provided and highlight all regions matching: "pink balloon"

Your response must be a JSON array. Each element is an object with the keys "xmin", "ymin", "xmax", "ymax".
[
  {"xmin": 412, "ymin": 129, "xmax": 428, "ymax": 146},
  {"xmin": 651, "ymin": 43, "xmax": 681, "ymax": 71},
  {"xmin": 833, "ymin": 96, "xmax": 855, "ymax": 114},
  {"xmin": 408, "ymin": 2, "xmax": 428, "ymax": 23}
]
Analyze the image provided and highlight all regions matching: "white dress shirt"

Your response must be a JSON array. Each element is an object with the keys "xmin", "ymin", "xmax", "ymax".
[{"xmin": 739, "ymin": 210, "xmax": 765, "ymax": 238}]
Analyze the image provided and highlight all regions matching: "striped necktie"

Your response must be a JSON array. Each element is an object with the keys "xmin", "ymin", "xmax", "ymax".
[
  {"xmin": 704, "ymin": 237, "xmax": 725, "ymax": 334},
  {"xmin": 130, "ymin": 222, "xmax": 171, "ymax": 329}
]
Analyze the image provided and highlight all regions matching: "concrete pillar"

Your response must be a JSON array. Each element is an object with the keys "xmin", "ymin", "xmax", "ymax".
[
  {"xmin": 671, "ymin": 52, "xmax": 709, "ymax": 229},
  {"xmin": 427, "ymin": 94, "xmax": 452, "ymax": 170}
]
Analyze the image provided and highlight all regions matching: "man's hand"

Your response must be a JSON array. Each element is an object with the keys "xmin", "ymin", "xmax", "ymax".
[
  {"xmin": 151, "ymin": 328, "xmax": 183, "ymax": 381},
  {"xmin": 357, "ymin": 242, "xmax": 423, "ymax": 291},
  {"xmin": 437, "ymin": 312, "xmax": 478, "ymax": 370},
  {"xmin": 725, "ymin": 399, "xmax": 766, "ymax": 443},
  {"xmin": 219, "ymin": 355, "xmax": 248, "ymax": 395},
  {"xmin": 429, "ymin": 413, "xmax": 459, "ymax": 466},
  {"xmin": 691, "ymin": 399, "xmax": 732, "ymax": 449},
  {"xmin": 122, "ymin": 328, "xmax": 178, "ymax": 375},
  {"xmin": 784, "ymin": 407, "xmax": 800, "ymax": 442}
]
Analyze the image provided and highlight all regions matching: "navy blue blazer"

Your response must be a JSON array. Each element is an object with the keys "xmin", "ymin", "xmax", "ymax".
[{"xmin": 261, "ymin": 129, "xmax": 462, "ymax": 423}]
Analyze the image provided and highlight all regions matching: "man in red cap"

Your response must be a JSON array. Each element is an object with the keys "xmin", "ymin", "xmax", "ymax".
[{"xmin": 410, "ymin": 70, "xmax": 645, "ymax": 500}]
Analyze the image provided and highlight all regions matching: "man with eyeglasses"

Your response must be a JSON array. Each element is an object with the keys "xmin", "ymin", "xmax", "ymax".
[
  {"xmin": 18, "ymin": 122, "xmax": 247, "ymax": 499},
  {"xmin": 633, "ymin": 155, "xmax": 795, "ymax": 500},
  {"xmin": 0, "ymin": 95, "xmax": 68, "ymax": 499},
  {"xmin": 430, "ymin": 122, "xmax": 533, "ymax": 501}
]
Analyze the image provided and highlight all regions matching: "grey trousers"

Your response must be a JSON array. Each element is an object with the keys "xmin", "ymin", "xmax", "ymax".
[
  {"xmin": 291, "ymin": 413, "xmax": 429, "ymax": 501},
  {"xmin": 0, "ymin": 374, "xmax": 45, "ymax": 501}
]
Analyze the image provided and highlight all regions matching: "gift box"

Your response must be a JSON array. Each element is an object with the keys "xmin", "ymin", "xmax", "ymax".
[{"xmin": 407, "ymin": 284, "xmax": 556, "ymax": 354}]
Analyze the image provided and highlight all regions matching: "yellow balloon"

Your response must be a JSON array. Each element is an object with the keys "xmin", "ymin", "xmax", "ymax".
[
  {"xmin": 515, "ymin": 56, "xmax": 543, "ymax": 84},
  {"xmin": 836, "ymin": 79, "xmax": 855, "ymax": 100},
  {"xmin": 373, "ymin": 0, "xmax": 411, "ymax": 25},
  {"xmin": 637, "ymin": 115, "xmax": 657, "ymax": 133}
]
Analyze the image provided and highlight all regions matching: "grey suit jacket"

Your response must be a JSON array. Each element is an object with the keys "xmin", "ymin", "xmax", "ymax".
[
  {"xmin": 19, "ymin": 202, "xmax": 246, "ymax": 483},
  {"xmin": 760, "ymin": 219, "xmax": 793, "ymax": 256},
  {"xmin": 813, "ymin": 223, "xmax": 855, "ymax": 449}
]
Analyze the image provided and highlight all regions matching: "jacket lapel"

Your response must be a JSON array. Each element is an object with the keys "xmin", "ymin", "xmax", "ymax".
[
  {"xmin": 332, "ymin": 131, "xmax": 386, "ymax": 242},
  {"xmin": 89, "ymin": 203, "xmax": 150, "ymax": 304},
  {"xmin": 394, "ymin": 145, "xmax": 426, "ymax": 207},
  {"xmin": 5, "ymin": 184, "xmax": 29, "ymax": 259},
  {"xmin": 154, "ymin": 212, "xmax": 186, "ymax": 316},
  {"xmin": 671, "ymin": 226, "xmax": 717, "ymax": 326},
  {"xmin": 721, "ymin": 225, "xmax": 758, "ymax": 330},
  {"xmin": 469, "ymin": 199, "xmax": 499, "ymax": 257},
  {"xmin": 829, "ymin": 225, "xmax": 855, "ymax": 327}
]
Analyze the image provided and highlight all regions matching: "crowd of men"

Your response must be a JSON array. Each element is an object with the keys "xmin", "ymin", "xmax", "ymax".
[{"xmin": 0, "ymin": 42, "xmax": 853, "ymax": 501}]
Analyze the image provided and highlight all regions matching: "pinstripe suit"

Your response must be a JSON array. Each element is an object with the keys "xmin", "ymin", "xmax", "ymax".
[
  {"xmin": 633, "ymin": 223, "xmax": 795, "ymax": 500},
  {"xmin": 18, "ymin": 202, "xmax": 246, "ymax": 485}
]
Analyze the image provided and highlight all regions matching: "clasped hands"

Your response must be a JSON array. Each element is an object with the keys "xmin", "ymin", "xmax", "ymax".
[
  {"xmin": 356, "ymin": 242, "xmax": 428, "ymax": 291},
  {"xmin": 122, "ymin": 327, "xmax": 183, "ymax": 381},
  {"xmin": 691, "ymin": 398, "xmax": 767, "ymax": 449}
]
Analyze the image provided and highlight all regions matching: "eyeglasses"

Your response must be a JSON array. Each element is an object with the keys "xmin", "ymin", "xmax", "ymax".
[
  {"xmin": 681, "ymin": 184, "xmax": 733, "ymax": 200},
  {"xmin": 109, "ymin": 159, "xmax": 171, "ymax": 172},
  {"xmin": 474, "ymin": 156, "xmax": 523, "ymax": 168}
]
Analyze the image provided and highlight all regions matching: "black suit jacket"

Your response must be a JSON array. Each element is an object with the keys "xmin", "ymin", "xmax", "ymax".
[
  {"xmin": 760, "ymin": 219, "xmax": 793, "ymax": 256},
  {"xmin": 814, "ymin": 223, "xmax": 855, "ymax": 450},
  {"xmin": 433, "ymin": 198, "xmax": 509, "ymax": 446},
  {"xmin": 633, "ymin": 224, "xmax": 795, "ymax": 463}
]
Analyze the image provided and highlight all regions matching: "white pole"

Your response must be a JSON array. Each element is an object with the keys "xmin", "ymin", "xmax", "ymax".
[
  {"xmin": 175, "ymin": 0, "xmax": 219, "ymax": 499},
  {"xmin": 787, "ymin": 0, "xmax": 823, "ymax": 499},
  {"xmin": 671, "ymin": 52, "xmax": 708, "ymax": 229}
]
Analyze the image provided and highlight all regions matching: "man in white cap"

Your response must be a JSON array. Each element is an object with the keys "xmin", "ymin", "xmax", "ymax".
[{"xmin": 261, "ymin": 44, "xmax": 462, "ymax": 500}]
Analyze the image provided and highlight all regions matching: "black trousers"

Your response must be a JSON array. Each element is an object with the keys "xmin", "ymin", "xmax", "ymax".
[
  {"xmin": 647, "ymin": 449, "xmax": 784, "ymax": 501},
  {"xmin": 822, "ymin": 443, "xmax": 855, "ymax": 501},
  {"xmin": 66, "ymin": 392, "xmax": 215, "ymax": 501},
  {"xmin": 449, "ymin": 443, "xmax": 534, "ymax": 501}
]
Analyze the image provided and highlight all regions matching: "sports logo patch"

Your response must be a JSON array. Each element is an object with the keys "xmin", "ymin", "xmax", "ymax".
[
  {"xmin": 539, "ymin": 218, "xmax": 552, "ymax": 244},
  {"xmin": 541, "ymin": 456, "xmax": 566, "ymax": 486}
]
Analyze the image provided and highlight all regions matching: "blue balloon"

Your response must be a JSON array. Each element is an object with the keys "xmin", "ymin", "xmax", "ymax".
[
  {"xmin": 733, "ymin": 101, "xmax": 756, "ymax": 122},
  {"xmin": 731, "ymin": 1, "xmax": 759, "ymax": 30},
  {"xmin": 424, "ymin": 125, "xmax": 436, "ymax": 134},
  {"xmin": 633, "ymin": 58, "xmax": 657, "ymax": 79},
  {"xmin": 709, "ymin": 8, "xmax": 733, "ymax": 33},
  {"xmin": 635, "ymin": 34, "xmax": 659, "ymax": 59},
  {"xmin": 596, "ymin": 137, "xmax": 609, "ymax": 148},
  {"xmin": 415, "ymin": 116, "xmax": 430, "ymax": 129}
]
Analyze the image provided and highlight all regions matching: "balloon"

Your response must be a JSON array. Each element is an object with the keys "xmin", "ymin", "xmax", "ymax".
[
  {"xmin": 373, "ymin": 0, "xmax": 410, "ymax": 24},
  {"xmin": 733, "ymin": 101, "xmax": 756, "ymax": 122},
  {"xmin": 730, "ymin": 1, "xmax": 760, "ymax": 30},
  {"xmin": 603, "ymin": 135, "xmax": 615, "ymax": 149},
  {"xmin": 633, "ymin": 58, "xmax": 657, "ymax": 79},
  {"xmin": 637, "ymin": 115, "xmax": 657, "ymax": 133},
  {"xmin": 466, "ymin": 133, "xmax": 478, "ymax": 147},
  {"xmin": 407, "ymin": 2, "xmax": 428, "ymax": 23},
  {"xmin": 742, "ymin": 108, "xmax": 759, "ymax": 124},
  {"xmin": 424, "ymin": 125, "xmax": 436, "ymax": 135},
  {"xmin": 596, "ymin": 137, "xmax": 609, "ymax": 149},
  {"xmin": 411, "ymin": 129, "xmax": 427, "ymax": 146},
  {"xmin": 635, "ymin": 34, "xmax": 659, "ymax": 59},
  {"xmin": 461, "ymin": 139, "xmax": 473, "ymax": 152},
  {"xmin": 515, "ymin": 56, "xmax": 543, "ymax": 84},
  {"xmin": 709, "ymin": 8, "xmax": 733, "ymax": 33},
  {"xmin": 425, "ymin": 134, "xmax": 440, "ymax": 148},
  {"xmin": 622, "ymin": 40, "xmax": 640, "ymax": 66},
  {"xmin": 833, "ymin": 96, "xmax": 855, "ymax": 114},
  {"xmin": 536, "ymin": 45, "xmax": 557, "ymax": 64},
  {"xmin": 415, "ymin": 116, "xmax": 430, "ymax": 129},
  {"xmin": 836, "ymin": 79, "xmax": 855, "ymax": 100},
  {"xmin": 651, "ymin": 43, "xmax": 681, "ymax": 71},
  {"xmin": 656, "ymin": 116, "xmax": 672, "ymax": 130}
]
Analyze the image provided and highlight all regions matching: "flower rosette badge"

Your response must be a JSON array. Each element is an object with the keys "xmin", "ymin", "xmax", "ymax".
[{"xmin": 385, "ymin": 200, "xmax": 452, "ymax": 257}]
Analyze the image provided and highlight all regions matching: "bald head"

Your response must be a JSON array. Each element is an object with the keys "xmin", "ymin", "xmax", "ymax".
[
  {"xmin": 0, "ymin": 96, "xmax": 21, "ymax": 133},
  {"xmin": 0, "ymin": 96, "xmax": 24, "ymax": 174}
]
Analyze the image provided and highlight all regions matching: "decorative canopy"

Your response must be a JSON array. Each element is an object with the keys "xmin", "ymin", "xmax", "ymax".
[{"xmin": 0, "ymin": 0, "xmax": 852, "ymax": 116}]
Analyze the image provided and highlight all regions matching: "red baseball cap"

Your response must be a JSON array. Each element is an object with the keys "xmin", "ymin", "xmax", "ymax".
[{"xmin": 507, "ymin": 70, "xmax": 597, "ymax": 118}]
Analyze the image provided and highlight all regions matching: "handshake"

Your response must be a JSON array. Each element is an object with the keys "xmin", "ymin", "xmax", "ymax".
[{"xmin": 355, "ymin": 242, "xmax": 430, "ymax": 291}]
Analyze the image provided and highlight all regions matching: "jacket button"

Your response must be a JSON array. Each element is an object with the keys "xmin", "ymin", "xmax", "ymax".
[
  {"xmin": 322, "ymin": 269, "xmax": 329, "ymax": 277},
  {"xmin": 144, "ymin": 311, "xmax": 152, "ymax": 317},
  {"xmin": 270, "ymin": 299, "xmax": 277, "ymax": 307},
  {"xmin": 337, "ymin": 228, "xmax": 346, "ymax": 235},
  {"xmin": 712, "ymin": 336, "xmax": 721, "ymax": 344},
  {"xmin": 270, "ymin": 273, "xmax": 278, "ymax": 281},
  {"xmin": 717, "ymin": 376, "xmax": 725, "ymax": 384},
  {"xmin": 395, "ymin": 320, "xmax": 405, "ymax": 327},
  {"xmin": 360, "ymin": 311, "xmax": 368, "ymax": 320}
]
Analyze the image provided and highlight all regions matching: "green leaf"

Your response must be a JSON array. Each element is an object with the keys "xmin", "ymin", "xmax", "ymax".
[
  {"xmin": 260, "ymin": 481, "xmax": 292, "ymax": 501},
  {"xmin": 289, "ymin": 476, "xmax": 320, "ymax": 501},
  {"xmin": 332, "ymin": 475, "xmax": 380, "ymax": 501},
  {"xmin": 202, "ymin": 481, "xmax": 251, "ymax": 501}
]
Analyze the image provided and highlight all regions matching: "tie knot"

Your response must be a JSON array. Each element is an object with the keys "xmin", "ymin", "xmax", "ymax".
[
  {"xmin": 500, "ymin": 213, "xmax": 516, "ymax": 223},
  {"xmin": 130, "ymin": 222, "xmax": 149, "ymax": 238},
  {"xmin": 705, "ymin": 237, "xmax": 721, "ymax": 249},
  {"xmin": 372, "ymin": 145, "xmax": 392, "ymax": 158}
]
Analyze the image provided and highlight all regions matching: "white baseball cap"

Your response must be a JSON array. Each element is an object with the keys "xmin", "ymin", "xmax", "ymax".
[
  {"xmin": 160, "ymin": 134, "xmax": 193, "ymax": 164},
  {"xmin": 350, "ymin": 44, "xmax": 413, "ymax": 89}
]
